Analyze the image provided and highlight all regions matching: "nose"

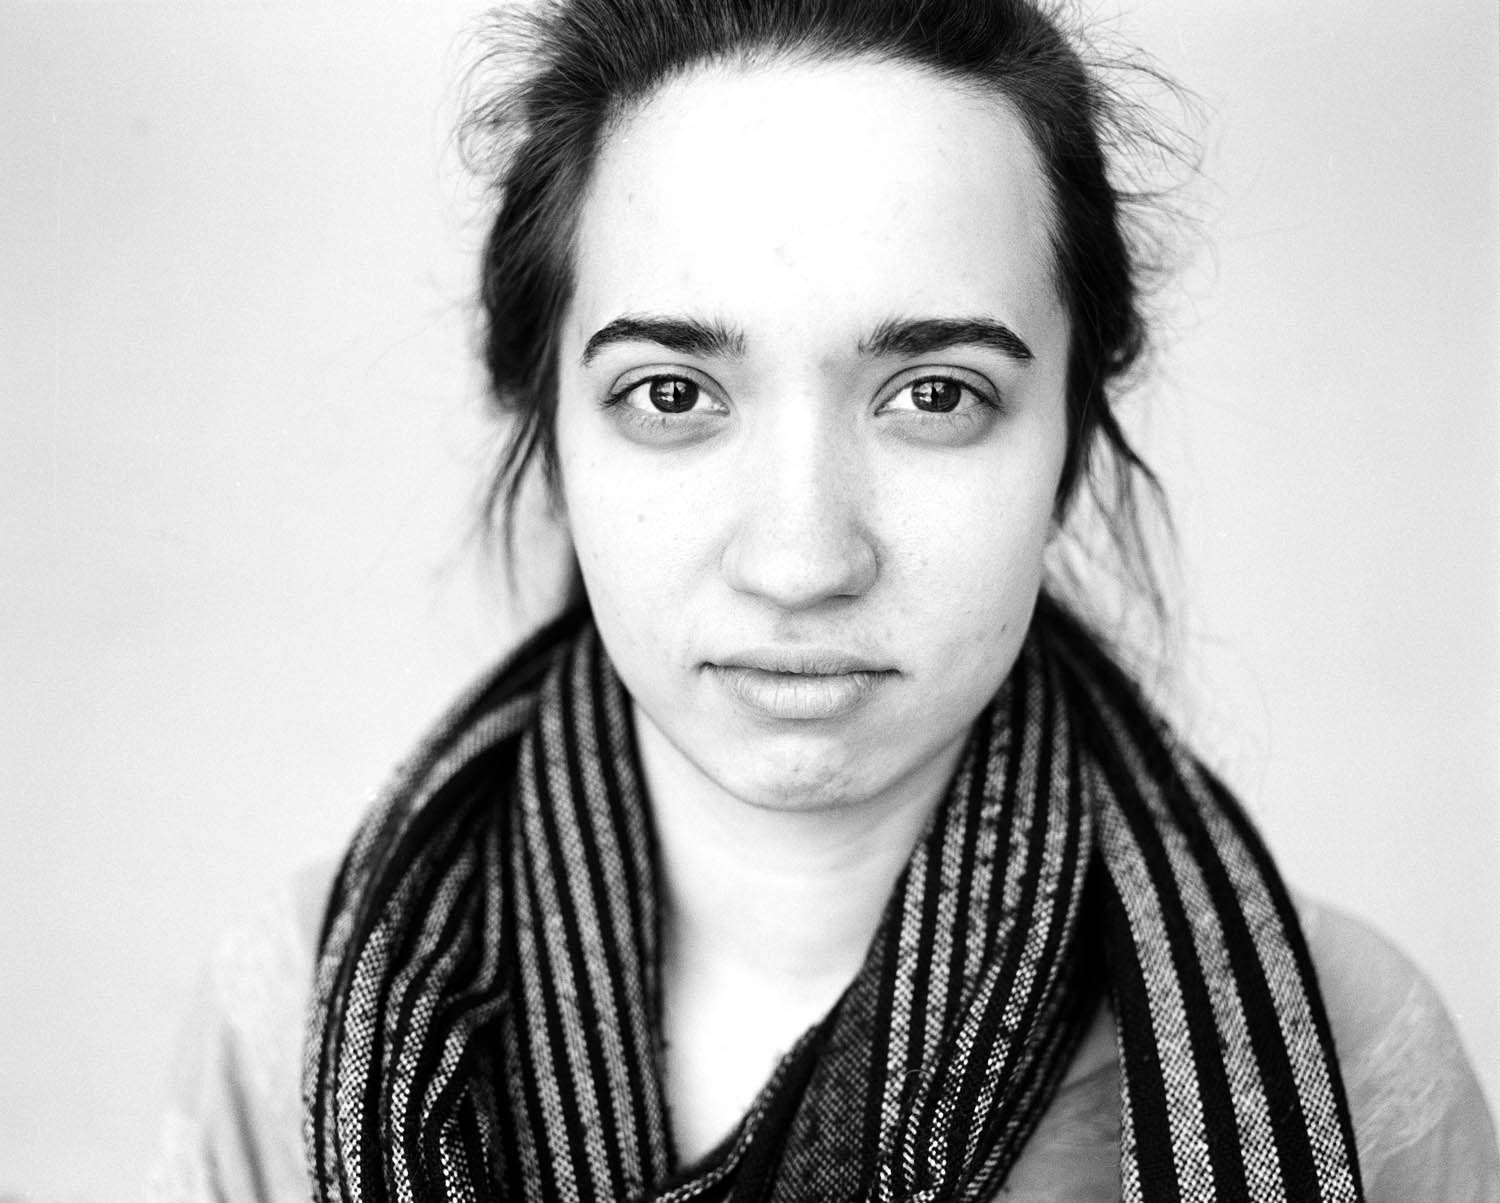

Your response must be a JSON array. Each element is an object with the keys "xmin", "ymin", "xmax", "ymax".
[{"xmin": 719, "ymin": 410, "xmax": 879, "ymax": 610}]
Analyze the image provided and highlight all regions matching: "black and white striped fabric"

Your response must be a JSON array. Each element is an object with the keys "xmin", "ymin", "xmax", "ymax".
[{"xmin": 305, "ymin": 599, "xmax": 1365, "ymax": 1201}]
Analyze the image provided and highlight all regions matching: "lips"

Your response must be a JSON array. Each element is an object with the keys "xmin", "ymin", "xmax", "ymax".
[
  {"xmin": 710, "ymin": 644, "xmax": 891, "ymax": 674},
  {"xmin": 705, "ymin": 648, "xmax": 896, "ymax": 720}
]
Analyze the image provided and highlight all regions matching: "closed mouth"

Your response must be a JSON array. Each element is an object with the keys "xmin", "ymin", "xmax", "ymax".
[
  {"xmin": 704, "ymin": 654, "xmax": 896, "ymax": 719},
  {"xmin": 707, "ymin": 648, "xmax": 893, "ymax": 676}
]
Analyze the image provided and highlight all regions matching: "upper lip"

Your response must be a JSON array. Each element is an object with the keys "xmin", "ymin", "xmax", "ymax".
[{"xmin": 709, "ymin": 647, "xmax": 892, "ymax": 675}]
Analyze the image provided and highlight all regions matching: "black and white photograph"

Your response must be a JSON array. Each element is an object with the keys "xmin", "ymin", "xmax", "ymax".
[{"xmin": 2, "ymin": 1, "xmax": 1497, "ymax": 1198}]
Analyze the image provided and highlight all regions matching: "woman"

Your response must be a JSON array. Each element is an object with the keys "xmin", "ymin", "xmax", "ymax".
[{"xmin": 155, "ymin": 0, "xmax": 1498, "ymax": 1199}]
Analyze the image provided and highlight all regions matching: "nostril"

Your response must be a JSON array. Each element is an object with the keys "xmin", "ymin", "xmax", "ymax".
[{"xmin": 719, "ymin": 519, "xmax": 879, "ymax": 609}]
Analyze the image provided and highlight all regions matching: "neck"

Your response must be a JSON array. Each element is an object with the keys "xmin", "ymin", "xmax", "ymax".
[{"xmin": 635, "ymin": 709, "xmax": 966, "ymax": 1002}]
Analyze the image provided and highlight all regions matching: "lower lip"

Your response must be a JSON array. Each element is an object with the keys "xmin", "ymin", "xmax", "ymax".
[{"xmin": 708, "ymin": 666, "xmax": 892, "ymax": 720}]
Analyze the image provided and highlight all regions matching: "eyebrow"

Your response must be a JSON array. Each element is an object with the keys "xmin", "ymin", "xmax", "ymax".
[
  {"xmin": 579, "ymin": 312, "xmax": 1034, "ymax": 366},
  {"xmin": 581, "ymin": 315, "xmax": 746, "ymax": 365},
  {"xmin": 859, "ymin": 316, "xmax": 1034, "ymax": 364}
]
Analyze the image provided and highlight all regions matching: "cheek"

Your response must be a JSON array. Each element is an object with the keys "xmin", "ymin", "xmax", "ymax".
[
  {"xmin": 884, "ymin": 461, "xmax": 1056, "ymax": 652},
  {"xmin": 556, "ymin": 426, "xmax": 627, "ymax": 599},
  {"xmin": 557, "ymin": 436, "xmax": 709, "ymax": 618}
]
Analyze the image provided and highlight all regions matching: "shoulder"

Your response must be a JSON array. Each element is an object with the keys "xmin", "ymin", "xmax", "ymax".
[
  {"xmin": 149, "ymin": 860, "xmax": 339, "ymax": 1202},
  {"xmin": 1000, "ymin": 899, "xmax": 1500, "ymax": 1203},
  {"xmin": 1297, "ymin": 897, "xmax": 1500, "ymax": 1201}
]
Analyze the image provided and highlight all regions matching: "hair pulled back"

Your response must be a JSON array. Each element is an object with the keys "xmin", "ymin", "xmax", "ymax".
[{"xmin": 467, "ymin": 0, "xmax": 1179, "ymax": 626}]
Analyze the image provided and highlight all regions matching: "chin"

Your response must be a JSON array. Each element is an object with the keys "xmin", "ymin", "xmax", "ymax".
[{"xmin": 715, "ymin": 745, "xmax": 871, "ymax": 813}]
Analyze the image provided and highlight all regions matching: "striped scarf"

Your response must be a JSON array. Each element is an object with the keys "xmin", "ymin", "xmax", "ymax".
[{"xmin": 305, "ymin": 599, "xmax": 1365, "ymax": 1201}]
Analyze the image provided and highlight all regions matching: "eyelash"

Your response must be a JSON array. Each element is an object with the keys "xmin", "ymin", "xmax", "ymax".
[
  {"xmin": 879, "ymin": 374, "xmax": 1000, "ymax": 418},
  {"xmin": 599, "ymin": 369, "xmax": 1004, "ymax": 434},
  {"xmin": 604, "ymin": 405, "xmax": 685, "ymax": 436},
  {"xmin": 602, "ymin": 375, "xmax": 724, "ymax": 436}
]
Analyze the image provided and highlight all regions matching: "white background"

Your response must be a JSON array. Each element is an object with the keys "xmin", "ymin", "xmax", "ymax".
[{"xmin": 2, "ymin": 1, "xmax": 1496, "ymax": 1195}]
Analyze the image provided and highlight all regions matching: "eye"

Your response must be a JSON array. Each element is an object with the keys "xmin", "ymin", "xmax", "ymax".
[
  {"xmin": 878, "ymin": 373, "xmax": 996, "ymax": 416},
  {"xmin": 907, "ymin": 378, "xmax": 963, "ymax": 412},
  {"xmin": 608, "ymin": 374, "xmax": 725, "ymax": 415}
]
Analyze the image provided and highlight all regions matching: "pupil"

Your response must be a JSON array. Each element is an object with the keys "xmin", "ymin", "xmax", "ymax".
[
  {"xmin": 649, "ymin": 378, "xmax": 698, "ymax": 413},
  {"xmin": 913, "ymin": 379, "xmax": 961, "ymax": 412}
]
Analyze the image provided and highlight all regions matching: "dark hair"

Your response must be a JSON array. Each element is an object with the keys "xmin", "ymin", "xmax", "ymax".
[{"xmin": 465, "ymin": 0, "xmax": 1186, "ymax": 636}]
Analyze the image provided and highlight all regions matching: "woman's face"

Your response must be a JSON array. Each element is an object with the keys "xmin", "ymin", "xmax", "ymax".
[{"xmin": 554, "ymin": 57, "xmax": 1070, "ymax": 816}]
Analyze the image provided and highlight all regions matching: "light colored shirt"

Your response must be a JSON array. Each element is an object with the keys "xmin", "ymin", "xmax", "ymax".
[{"xmin": 150, "ymin": 863, "xmax": 1500, "ymax": 1201}]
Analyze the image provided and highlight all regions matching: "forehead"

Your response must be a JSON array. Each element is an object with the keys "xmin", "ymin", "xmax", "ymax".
[{"xmin": 568, "ymin": 56, "xmax": 1062, "ymax": 349}]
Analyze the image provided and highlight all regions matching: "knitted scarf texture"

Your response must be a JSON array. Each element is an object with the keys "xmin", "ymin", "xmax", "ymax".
[{"xmin": 305, "ymin": 600, "xmax": 1365, "ymax": 1201}]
